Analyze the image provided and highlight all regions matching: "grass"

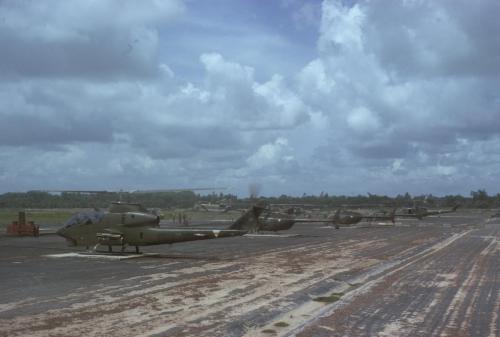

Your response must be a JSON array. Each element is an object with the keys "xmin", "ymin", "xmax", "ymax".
[
  {"xmin": 312, "ymin": 292, "xmax": 344, "ymax": 303},
  {"xmin": 0, "ymin": 209, "xmax": 77, "ymax": 229},
  {"xmin": 274, "ymin": 321, "xmax": 290, "ymax": 327}
]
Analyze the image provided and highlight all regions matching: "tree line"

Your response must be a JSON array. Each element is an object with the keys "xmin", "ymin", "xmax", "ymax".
[{"xmin": 0, "ymin": 189, "xmax": 498, "ymax": 209}]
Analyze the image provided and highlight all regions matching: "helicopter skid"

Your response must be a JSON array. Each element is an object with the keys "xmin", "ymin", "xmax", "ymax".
[
  {"xmin": 243, "ymin": 233, "xmax": 302, "ymax": 238},
  {"xmin": 45, "ymin": 252, "xmax": 160, "ymax": 260}
]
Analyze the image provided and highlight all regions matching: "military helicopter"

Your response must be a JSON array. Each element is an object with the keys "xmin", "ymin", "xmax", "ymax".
[
  {"xmin": 254, "ymin": 207, "xmax": 396, "ymax": 232},
  {"xmin": 194, "ymin": 200, "xmax": 232, "ymax": 213},
  {"xmin": 257, "ymin": 209, "xmax": 298, "ymax": 232},
  {"xmin": 329, "ymin": 208, "xmax": 397, "ymax": 227},
  {"xmin": 398, "ymin": 204, "xmax": 460, "ymax": 220},
  {"xmin": 268, "ymin": 204, "xmax": 319, "ymax": 216},
  {"xmin": 57, "ymin": 201, "xmax": 265, "ymax": 254}
]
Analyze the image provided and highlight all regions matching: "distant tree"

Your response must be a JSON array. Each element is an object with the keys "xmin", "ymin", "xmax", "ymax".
[
  {"xmin": 470, "ymin": 189, "xmax": 490, "ymax": 208},
  {"xmin": 470, "ymin": 189, "xmax": 488, "ymax": 201}
]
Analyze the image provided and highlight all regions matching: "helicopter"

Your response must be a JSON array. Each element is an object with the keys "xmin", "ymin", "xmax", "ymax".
[
  {"xmin": 254, "ymin": 207, "xmax": 397, "ymax": 232},
  {"xmin": 329, "ymin": 208, "xmax": 396, "ymax": 227},
  {"xmin": 57, "ymin": 201, "xmax": 266, "ymax": 254},
  {"xmin": 398, "ymin": 204, "xmax": 460, "ymax": 220},
  {"xmin": 194, "ymin": 200, "xmax": 232, "ymax": 213},
  {"xmin": 257, "ymin": 209, "xmax": 298, "ymax": 232}
]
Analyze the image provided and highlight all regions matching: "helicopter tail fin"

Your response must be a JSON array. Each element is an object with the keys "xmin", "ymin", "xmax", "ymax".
[
  {"xmin": 228, "ymin": 203, "xmax": 267, "ymax": 232},
  {"xmin": 389, "ymin": 208, "xmax": 396, "ymax": 224},
  {"xmin": 332, "ymin": 209, "xmax": 341, "ymax": 221},
  {"xmin": 330, "ymin": 209, "xmax": 341, "ymax": 229}
]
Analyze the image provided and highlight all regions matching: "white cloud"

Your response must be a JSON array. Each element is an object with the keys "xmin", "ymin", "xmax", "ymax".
[
  {"xmin": 318, "ymin": 1, "xmax": 365, "ymax": 53},
  {"xmin": 289, "ymin": 0, "xmax": 500, "ymax": 194},
  {"xmin": 253, "ymin": 75, "xmax": 310, "ymax": 129},
  {"xmin": 298, "ymin": 59, "xmax": 335, "ymax": 96},
  {"xmin": 0, "ymin": 0, "xmax": 184, "ymax": 79},
  {"xmin": 347, "ymin": 106, "xmax": 380, "ymax": 133},
  {"xmin": 2, "ymin": 0, "xmax": 500, "ymax": 196},
  {"xmin": 247, "ymin": 137, "xmax": 291, "ymax": 170}
]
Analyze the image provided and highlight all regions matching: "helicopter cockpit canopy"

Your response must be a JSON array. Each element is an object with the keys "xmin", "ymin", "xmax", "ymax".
[{"xmin": 63, "ymin": 211, "xmax": 105, "ymax": 228}]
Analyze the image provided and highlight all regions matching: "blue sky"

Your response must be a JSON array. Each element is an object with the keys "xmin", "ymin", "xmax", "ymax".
[
  {"xmin": 1, "ymin": 0, "xmax": 500, "ymax": 197},
  {"xmin": 159, "ymin": 1, "xmax": 320, "ymax": 81}
]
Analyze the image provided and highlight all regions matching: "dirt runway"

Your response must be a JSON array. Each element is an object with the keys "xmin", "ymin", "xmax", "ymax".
[{"xmin": 0, "ymin": 210, "xmax": 497, "ymax": 337}]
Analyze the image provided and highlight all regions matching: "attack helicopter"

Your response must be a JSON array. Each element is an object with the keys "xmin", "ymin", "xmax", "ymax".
[
  {"xmin": 329, "ymin": 208, "xmax": 396, "ymax": 227},
  {"xmin": 398, "ymin": 204, "xmax": 460, "ymax": 220},
  {"xmin": 57, "ymin": 201, "xmax": 266, "ymax": 253},
  {"xmin": 257, "ymin": 209, "xmax": 298, "ymax": 232},
  {"xmin": 46, "ymin": 188, "xmax": 263, "ymax": 253},
  {"xmin": 194, "ymin": 200, "xmax": 232, "ymax": 213},
  {"xmin": 254, "ymin": 207, "xmax": 396, "ymax": 232}
]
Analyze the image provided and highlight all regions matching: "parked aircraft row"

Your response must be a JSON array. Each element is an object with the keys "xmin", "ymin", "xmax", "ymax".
[{"xmin": 56, "ymin": 200, "xmax": 459, "ymax": 254}]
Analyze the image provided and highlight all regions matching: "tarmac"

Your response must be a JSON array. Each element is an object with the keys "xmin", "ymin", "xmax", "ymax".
[{"xmin": 0, "ymin": 210, "xmax": 498, "ymax": 337}]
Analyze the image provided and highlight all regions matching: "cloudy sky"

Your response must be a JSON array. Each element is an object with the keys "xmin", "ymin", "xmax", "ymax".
[{"xmin": 1, "ymin": 0, "xmax": 500, "ymax": 196}]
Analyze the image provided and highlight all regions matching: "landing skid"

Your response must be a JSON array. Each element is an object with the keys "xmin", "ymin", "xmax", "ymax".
[
  {"xmin": 44, "ymin": 252, "xmax": 159, "ymax": 260},
  {"xmin": 79, "ymin": 251, "xmax": 144, "ymax": 257},
  {"xmin": 91, "ymin": 243, "xmax": 142, "ymax": 254},
  {"xmin": 244, "ymin": 233, "xmax": 302, "ymax": 238}
]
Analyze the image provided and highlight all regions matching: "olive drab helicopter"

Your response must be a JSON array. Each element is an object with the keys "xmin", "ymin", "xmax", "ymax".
[
  {"xmin": 57, "ymin": 201, "xmax": 266, "ymax": 253},
  {"xmin": 37, "ymin": 188, "xmax": 263, "ymax": 254},
  {"xmin": 328, "ymin": 208, "xmax": 397, "ymax": 227},
  {"xmin": 194, "ymin": 199, "xmax": 233, "ymax": 213},
  {"xmin": 239, "ymin": 184, "xmax": 397, "ymax": 233},
  {"xmin": 253, "ymin": 207, "xmax": 397, "ymax": 233},
  {"xmin": 397, "ymin": 204, "xmax": 460, "ymax": 220}
]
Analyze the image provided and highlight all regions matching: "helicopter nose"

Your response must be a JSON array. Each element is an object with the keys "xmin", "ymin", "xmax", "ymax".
[
  {"xmin": 56, "ymin": 227, "xmax": 77, "ymax": 246},
  {"xmin": 56, "ymin": 226, "xmax": 70, "ymax": 239}
]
